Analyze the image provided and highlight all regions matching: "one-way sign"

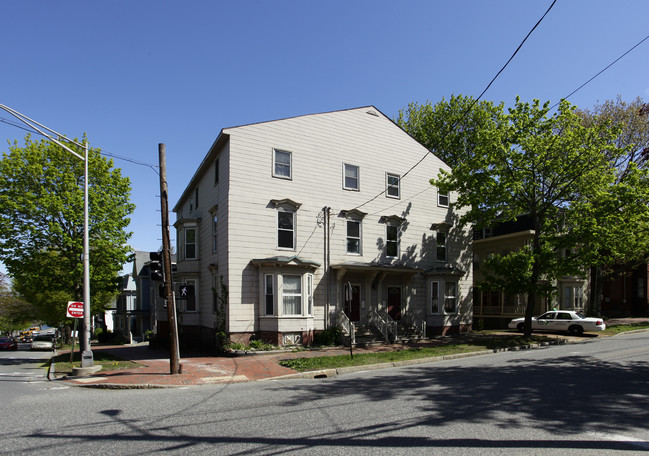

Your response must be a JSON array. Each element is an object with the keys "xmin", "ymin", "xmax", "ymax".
[{"xmin": 67, "ymin": 301, "xmax": 84, "ymax": 318}]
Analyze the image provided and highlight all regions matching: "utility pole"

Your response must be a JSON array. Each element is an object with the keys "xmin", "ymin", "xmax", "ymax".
[{"xmin": 158, "ymin": 143, "xmax": 181, "ymax": 374}]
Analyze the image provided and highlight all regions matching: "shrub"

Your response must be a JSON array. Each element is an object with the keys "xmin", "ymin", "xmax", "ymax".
[
  {"xmin": 313, "ymin": 326, "xmax": 342, "ymax": 346},
  {"xmin": 97, "ymin": 330, "xmax": 115, "ymax": 343}
]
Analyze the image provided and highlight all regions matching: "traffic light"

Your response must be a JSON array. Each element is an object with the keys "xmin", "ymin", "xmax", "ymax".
[
  {"xmin": 178, "ymin": 283, "xmax": 195, "ymax": 298},
  {"xmin": 149, "ymin": 251, "xmax": 163, "ymax": 281}
]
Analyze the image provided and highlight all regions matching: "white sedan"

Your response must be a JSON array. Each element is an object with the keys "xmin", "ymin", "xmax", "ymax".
[{"xmin": 508, "ymin": 310, "xmax": 606, "ymax": 335}]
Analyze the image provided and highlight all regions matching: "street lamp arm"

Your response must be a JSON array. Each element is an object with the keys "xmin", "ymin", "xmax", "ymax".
[{"xmin": 0, "ymin": 104, "xmax": 85, "ymax": 160}]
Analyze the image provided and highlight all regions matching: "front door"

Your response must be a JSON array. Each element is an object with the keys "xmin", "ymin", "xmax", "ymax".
[
  {"xmin": 387, "ymin": 286, "xmax": 401, "ymax": 321},
  {"xmin": 344, "ymin": 284, "xmax": 361, "ymax": 322}
]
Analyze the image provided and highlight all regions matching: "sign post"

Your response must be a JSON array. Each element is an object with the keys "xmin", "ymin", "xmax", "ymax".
[{"xmin": 67, "ymin": 301, "xmax": 85, "ymax": 364}]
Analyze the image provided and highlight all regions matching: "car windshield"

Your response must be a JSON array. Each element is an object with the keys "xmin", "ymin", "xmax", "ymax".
[
  {"xmin": 33, "ymin": 335, "xmax": 52, "ymax": 341},
  {"xmin": 0, "ymin": 337, "xmax": 11, "ymax": 342},
  {"xmin": 574, "ymin": 312, "xmax": 586, "ymax": 319}
]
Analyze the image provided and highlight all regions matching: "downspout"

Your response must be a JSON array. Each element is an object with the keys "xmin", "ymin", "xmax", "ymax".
[{"xmin": 324, "ymin": 207, "xmax": 331, "ymax": 329}]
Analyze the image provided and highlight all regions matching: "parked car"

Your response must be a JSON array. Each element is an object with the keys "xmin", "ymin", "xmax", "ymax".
[
  {"xmin": 0, "ymin": 337, "xmax": 18, "ymax": 350},
  {"xmin": 508, "ymin": 310, "xmax": 606, "ymax": 335},
  {"xmin": 30, "ymin": 335, "xmax": 54, "ymax": 351}
]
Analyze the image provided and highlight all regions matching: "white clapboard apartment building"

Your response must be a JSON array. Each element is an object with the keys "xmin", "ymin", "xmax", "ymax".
[{"xmin": 169, "ymin": 106, "xmax": 473, "ymax": 348}]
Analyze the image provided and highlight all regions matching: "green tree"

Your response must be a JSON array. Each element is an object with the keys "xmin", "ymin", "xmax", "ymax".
[
  {"xmin": 576, "ymin": 96, "xmax": 649, "ymax": 315},
  {"xmin": 396, "ymin": 94, "xmax": 504, "ymax": 168},
  {"xmin": 578, "ymin": 96, "xmax": 649, "ymax": 178},
  {"xmin": 0, "ymin": 273, "xmax": 37, "ymax": 334},
  {"xmin": 399, "ymin": 97, "xmax": 649, "ymax": 335},
  {"xmin": 0, "ymin": 136, "xmax": 135, "ymax": 325}
]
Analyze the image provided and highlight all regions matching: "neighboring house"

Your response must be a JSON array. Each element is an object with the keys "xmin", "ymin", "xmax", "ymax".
[
  {"xmin": 599, "ymin": 263, "xmax": 649, "ymax": 317},
  {"xmin": 95, "ymin": 298, "xmax": 116, "ymax": 334},
  {"xmin": 472, "ymin": 215, "xmax": 589, "ymax": 329},
  {"xmin": 171, "ymin": 106, "xmax": 473, "ymax": 348},
  {"xmin": 115, "ymin": 273, "xmax": 137, "ymax": 340},
  {"xmin": 114, "ymin": 251, "xmax": 175, "ymax": 342}
]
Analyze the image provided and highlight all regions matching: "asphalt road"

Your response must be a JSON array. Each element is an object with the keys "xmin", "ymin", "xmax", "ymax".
[{"xmin": 0, "ymin": 332, "xmax": 648, "ymax": 455}]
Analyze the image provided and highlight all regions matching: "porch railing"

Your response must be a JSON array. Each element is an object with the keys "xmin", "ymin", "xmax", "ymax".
[
  {"xmin": 402, "ymin": 311, "xmax": 426, "ymax": 337},
  {"xmin": 384, "ymin": 311, "xmax": 398, "ymax": 340},
  {"xmin": 369, "ymin": 309, "xmax": 394, "ymax": 342},
  {"xmin": 338, "ymin": 311, "xmax": 355, "ymax": 345}
]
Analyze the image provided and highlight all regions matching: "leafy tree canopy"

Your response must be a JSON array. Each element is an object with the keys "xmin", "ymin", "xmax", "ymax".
[
  {"xmin": 0, "ymin": 136, "xmax": 135, "ymax": 325},
  {"xmin": 398, "ymin": 96, "xmax": 649, "ymax": 332},
  {"xmin": 0, "ymin": 273, "xmax": 38, "ymax": 333}
]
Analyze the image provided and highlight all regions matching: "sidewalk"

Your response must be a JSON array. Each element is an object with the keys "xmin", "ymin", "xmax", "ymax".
[
  {"xmin": 59, "ymin": 318, "xmax": 649, "ymax": 389},
  {"xmin": 58, "ymin": 343, "xmax": 406, "ymax": 389}
]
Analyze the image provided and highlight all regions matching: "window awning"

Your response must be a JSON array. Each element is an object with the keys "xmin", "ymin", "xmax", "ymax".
[
  {"xmin": 425, "ymin": 266, "xmax": 466, "ymax": 277},
  {"xmin": 251, "ymin": 256, "xmax": 320, "ymax": 270},
  {"xmin": 331, "ymin": 261, "xmax": 422, "ymax": 274}
]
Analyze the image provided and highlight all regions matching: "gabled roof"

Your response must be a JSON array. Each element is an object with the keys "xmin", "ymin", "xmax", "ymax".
[{"xmin": 173, "ymin": 105, "xmax": 441, "ymax": 212}]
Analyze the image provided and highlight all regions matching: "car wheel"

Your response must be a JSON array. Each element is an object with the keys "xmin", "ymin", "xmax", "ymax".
[
  {"xmin": 517, "ymin": 323, "xmax": 525, "ymax": 332},
  {"xmin": 568, "ymin": 325, "xmax": 584, "ymax": 336}
]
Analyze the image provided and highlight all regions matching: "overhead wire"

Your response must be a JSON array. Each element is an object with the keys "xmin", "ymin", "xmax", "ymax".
[
  {"xmin": 550, "ymin": 32, "xmax": 649, "ymax": 110},
  {"xmin": 0, "ymin": 115, "xmax": 159, "ymax": 174},
  {"xmin": 353, "ymin": 0, "xmax": 557, "ymax": 211}
]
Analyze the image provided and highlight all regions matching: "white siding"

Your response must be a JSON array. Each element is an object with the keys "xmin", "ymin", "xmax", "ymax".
[{"xmin": 174, "ymin": 106, "xmax": 473, "ymax": 340}]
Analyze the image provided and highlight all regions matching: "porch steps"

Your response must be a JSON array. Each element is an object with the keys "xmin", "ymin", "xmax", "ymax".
[
  {"xmin": 342, "ymin": 322, "xmax": 427, "ymax": 347},
  {"xmin": 341, "ymin": 323, "xmax": 385, "ymax": 347}
]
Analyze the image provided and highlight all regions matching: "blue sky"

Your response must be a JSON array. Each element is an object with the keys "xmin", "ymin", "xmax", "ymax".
[{"xmin": 1, "ymin": 0, "xmax": 648, "ymax": 273}]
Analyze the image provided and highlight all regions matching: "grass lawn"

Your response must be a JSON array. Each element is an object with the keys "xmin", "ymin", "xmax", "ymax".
[
  {"xmin": 48, "ymin": 349, "xmax": 140, "ymax": 375},
  {"xmin": 602, "ymin": 321, "xmax": 649, "ymax": 335},
  {"xmin": 279, "ymin": 334, "xmax": 555, "ymax": 372}
]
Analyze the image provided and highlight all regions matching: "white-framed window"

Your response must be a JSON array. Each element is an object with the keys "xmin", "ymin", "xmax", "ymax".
[
  {"xmin": 563, "ymin": 285, "xmax": 584, "ymax": 309},
  {"xmin": 436, "ymin": 232, "xmax": 447, "ymax": 262},
  {"xmin": 438, "ymin": 190, "xmax": 449, "ymax": 207},
  {"xmin": 343, "ymin": 163, "xmax": 359, "ymax": 190},
  {"xmin": 282, "ymin": 275, "xmax": 302, "ymax": 315},
  {"xmin": 444, "ymin": 281, "xmax": 457, "ymax": 313},
  {"xmin": 273, "ymin": 149, "xmax": 292, "ymax": 179},
  {"xmin": 212, "ymin": 213, "xmax": 218, "ymax": 253},
  {"xmin": 307, "ymin": 274, "xmax": 313, "ymax": 316},
  {"xmin": 346, "ymin": 220, "xmax": 361, "ymax": 255},
  {"xmin": 386, "ymin": 172, "xmax": 400, "ymax": 199},
  {"xmin": 386, "ymin": 224, "xmax": 399, "ymax": 258},
  {"xmin": 264, "ymin": 274, "xmax": 274, "ymax": 316},
  {"xmin": 431, "ymin": 281, "xmax": 440, "ymax": 314},
  {"xmin": 277, "ymin": 210, "xmax": 296, "ymax": 250},
  {"xmin": 185, "ymin": 228, "xmax": 196, "ymax": 260},
  {"xmin": 260, "ymin": 272, "xmax": 314, "ymax": 317}
]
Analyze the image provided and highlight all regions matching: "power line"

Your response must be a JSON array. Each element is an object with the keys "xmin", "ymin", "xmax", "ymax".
[
  {"xmin": 550, "ymin": 33, "xmax": 649, "ymax": 110},
  {"xmin": 354, "ymin": 0, "xmax": 557, "ymax": 211},
  {"xmin": 0, "ymin": 115, "xmax": 159, "ymax": 174}
]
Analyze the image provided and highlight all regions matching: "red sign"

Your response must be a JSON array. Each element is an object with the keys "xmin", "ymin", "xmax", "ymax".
[{"xmin": 67, "ymin": 301, "xmax": 84, "ymax": 319}]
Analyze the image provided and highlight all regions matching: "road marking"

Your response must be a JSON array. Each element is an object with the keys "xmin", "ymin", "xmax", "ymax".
[
  {"xmin": 71, "ymin": 377, "xmax": 109, "ymax": 383},
  {"xmin": 0, "ymin": 372, "xmax": 46, "ymax": 380},
  {"xmin": 201, "ymin": 375, "xmax": 248, "ymax": 383}
]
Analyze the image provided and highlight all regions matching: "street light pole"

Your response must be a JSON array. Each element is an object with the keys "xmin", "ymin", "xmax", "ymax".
[
  {"xmin": 81, "ymin": 140, "xmax": 92, "ymax": 365},
  {"xmin": 0, "ymin": 104, "xmax": 93, "ymax": 367}
]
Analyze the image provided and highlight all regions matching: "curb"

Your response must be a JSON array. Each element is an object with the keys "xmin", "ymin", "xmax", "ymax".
[
  {"xmin": 265, "ymin": 337, "xmax": 574, "ymax": 382},
  {"xmin": 61, "ymin": 336, "xmax": 580, "ymax": 389}
]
